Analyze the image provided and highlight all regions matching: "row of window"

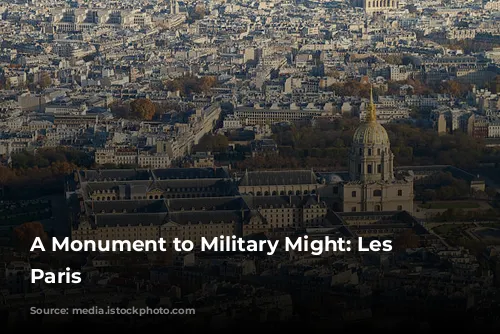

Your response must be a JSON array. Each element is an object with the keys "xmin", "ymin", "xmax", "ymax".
[
  {"xmin": 351, "ymin": 205, "xmax": 403, "ymax": 212},
  {"xmin": 358, "ymin": 147, "xmax": 388, "ymax": 156},
  {"xmin": 358, "ymin": 163, "xmax": 382, "ymax": 174},
  {"xmin": 351, "ymin": 189, "xmax": 403, "ymax": 197},
  {"xmin": 250, "ymin": 190, "xmax": 317, "ymax": 196}
]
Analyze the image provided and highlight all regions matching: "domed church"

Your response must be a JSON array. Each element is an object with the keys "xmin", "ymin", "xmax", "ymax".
[{"xmin": 339, "ymin": 88, "xmax": 414, "ymax": 212}]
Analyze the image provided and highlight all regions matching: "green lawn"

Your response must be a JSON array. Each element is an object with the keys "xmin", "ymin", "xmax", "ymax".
[{"xmin": 418, "ymin": 202, "xmax": 480, "ymax": 210}]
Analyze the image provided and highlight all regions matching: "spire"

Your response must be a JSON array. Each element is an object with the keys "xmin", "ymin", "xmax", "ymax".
[{"xmin": 366, "ymin": 85, "xmax": 376, "ymax": 123}]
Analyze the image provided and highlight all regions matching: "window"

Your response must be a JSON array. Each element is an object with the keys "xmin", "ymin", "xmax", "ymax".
[
  {"xmin": 398, "ymin": 189, "xmax": 403, "ymax": 196},
  {"xmin": 377, "ymin": 148, "xmax": 381, "ymax": 155},
  {"xmin": 373, "ymin": 189, "xmax": 382, "ymax": 197},
  {"xmin": 368, "ymin": 148, "xmax": 372, "ymax": 156},
  {"xmin": 358, "ymin": 164, "xmax": 362, "ymax": 173},
  {"xmin": 352, "ymin": 191, "xmax": 357, "ymax": 197},
  {"xmin": 351, "ymin": 207, "xmax": 357, "ymax": 212},
  {"xmin": 359, "ymin": 148, "xmax": 363, "ymax": 155},
  {"xmin": 375, "ymin": 205, "xmax": 381, "ymax": 211},
  {"xmin": 397, "ymin": 205, "xmax": 403, "ymax": 210},
  {"xmin": 377, "ymin": 164, "xmax": 381, "ymax": 173},
  {"xmin": 367, "ymin": 165, "xmax": 372, "ymax": 174}
]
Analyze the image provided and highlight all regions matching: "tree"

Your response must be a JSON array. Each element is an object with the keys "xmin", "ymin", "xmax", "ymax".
[
  {"xmin": 437, "ymin": 80, "xmax": 470, "ymax": 98},
  {"xmin": 39, "ymin": 71, "xmax": 52, "ymax": 89},
  {"xmin": 164, "ymin": 75, "xmax": 218, "ymax": 96},
  {"xmin": 130, "ymin": 98, "xmax": 156, "ymax": 120},
  {"xmin": 200, "ymin": 76, "xmax": 217, "ymax": 92},
  {"xmin": 381, "ymin": 54, "xmax": 404, "ymax": 65},
  {"xmin": 13, "ymin": 222, "xmax": 48, "ymax": 254}
]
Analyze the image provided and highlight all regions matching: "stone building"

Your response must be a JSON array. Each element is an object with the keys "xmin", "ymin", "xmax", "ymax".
[
  {"xmin": 238, "ymin": 170, "xmax": 321, "ymax": 196},
  {"xmin": 353, "ymin": 0, "xmax": 399, "ymax": 14},
  {"xmin": 339, "ymin": 89, "xmax": 414, "ymax": 213}
]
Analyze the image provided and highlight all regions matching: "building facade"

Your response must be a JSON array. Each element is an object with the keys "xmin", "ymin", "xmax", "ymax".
[{"xmin": 340, "ymin": 90, "xmax": 414, "ymax": 212}]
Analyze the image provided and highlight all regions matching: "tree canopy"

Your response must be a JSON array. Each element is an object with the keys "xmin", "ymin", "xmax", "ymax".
[
  {"xmin": 235, "ymin": 119, "xmax": 500, "ymax": 171},
  {"xmin": 163, "ymin": 75, "xmax": 217, "ymax": 96},
  {"xmin": 130, "ymin": 98, "xmax": 157, "ymax": 120},
  {"xmin": 13, "ymin": 221, "xmax": 48, "ymax": 253},
  {"xmin": 1, "ymin": 147, "xmax": 93, "ymax": 200}
]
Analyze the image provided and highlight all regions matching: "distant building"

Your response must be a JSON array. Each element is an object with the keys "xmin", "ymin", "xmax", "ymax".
[
  {"xmin": 438, "ymin": 113, "xmax": 447, "ymax": 135},
  {"xmin": 352, "ymin": 0, "xmax": 399, "ymax": 14},
  {"xmin": 192, "ymin": 151, "xmax": 215, "ymax": 168}
]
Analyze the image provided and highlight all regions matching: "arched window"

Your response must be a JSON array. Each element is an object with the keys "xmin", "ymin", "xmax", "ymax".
[
  {"xmin": 375, "ymin": 204, "xmax": 381, "ymax": 211},
  {"xmin": 373, "ymin": 189, "xmax": 382, "ymax": 197}
]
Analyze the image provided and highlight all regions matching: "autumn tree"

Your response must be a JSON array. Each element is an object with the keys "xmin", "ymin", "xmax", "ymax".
[
  {"xmin": 191, "ymin": 3, "xmax": 205, "ymax": 20},
  {"xmin": 164, "ymin": 75, "xmax": 217, "ymax": 96},
  {"xmin": 329, "ymin": 80, "xmax": 383, "ymax": 98},
  {"xmin": 200, "ymin": 76, "xmax": 217, "ymax": 92},
  {"xmin": 437, "ymin": 80, "xmax": 470, "ymax": 98},
  {"xmin": 13, "ymin": 222, "xmax": 48, "ymax": 254},
  {"xmin": 130, "ymin": 98, "xmax": 156, "ymax": 120}
]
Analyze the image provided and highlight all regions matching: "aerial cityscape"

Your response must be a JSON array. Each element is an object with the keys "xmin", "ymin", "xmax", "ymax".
[{"xmin": 1, "ymin": 0, "xmax": 500, "ymax": 330}]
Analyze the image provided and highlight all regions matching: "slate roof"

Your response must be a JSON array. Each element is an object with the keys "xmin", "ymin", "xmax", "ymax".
[
  {"xmin": 87, "ymin": 200, "xmax": 168, "ymax": 214},
  {"xmin": 152, "ymin": 167, "xmax": 229, "ymax": 180},
  {"xmin": 242, "ymin": 195, "xmax": 325, "ymax": 209},
  {"xmin": 239, "ymin": 170, "xmax": 319, "ymax": 186},
  {"xmin": 94, "ymin": 212, "xmax": 168, "ymax": 227},
  {"xmin": 168, "ymin": 210, "xmax": 246, "ymax": 225},
  {"xmin": 80, "ymin": 169, "xmax": 152, "ymax": 182},
  {"xmin": 166, "ymin": 196, "xmax": 246, "ymax": 211}
]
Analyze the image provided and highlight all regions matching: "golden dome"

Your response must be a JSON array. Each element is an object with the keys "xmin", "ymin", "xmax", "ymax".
[
  {"xmin": 352, "ymin": 86, "xmax": 390, "ymax": 146},
  {"xmin": 353, "ymin": 122, "xmax": 390, "ymax": 146}
]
